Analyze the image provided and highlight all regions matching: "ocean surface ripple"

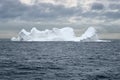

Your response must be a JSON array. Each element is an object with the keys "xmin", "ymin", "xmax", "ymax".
[{"xmin": 0, "ymin": 40, "xmax": 120, "ymax": 80}]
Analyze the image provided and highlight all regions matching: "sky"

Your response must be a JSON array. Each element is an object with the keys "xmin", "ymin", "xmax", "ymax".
[{"xmin": 0, "ymin": 0, "xmax": 120, "ymax": 39}]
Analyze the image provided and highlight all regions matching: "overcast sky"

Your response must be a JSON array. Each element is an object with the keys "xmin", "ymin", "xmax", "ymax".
[{"xmin": 0, "ymin": 0, "xmax": 120, "ymax": 39}]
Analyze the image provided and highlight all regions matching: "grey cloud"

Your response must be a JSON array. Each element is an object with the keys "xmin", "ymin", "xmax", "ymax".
[
  {"xmin": 108, "ymin": 0, "xmax": 120, "ymax": 2},
  {"xmin": 0, "ymin": 0, "xmax": 120, "ymax": 35},
  {"xmin": 104, "ymin": 11, "xmax": 120, "ymax": 19},
  {"xmin": 0, "ymin": 0, "xmax": 82, "ymax": 21},
  {"xmin": 109, "ymin": 3, "xmax": 120, "ymax": 10},
  {"xmin": 21, "ymin": 4, "xmax": 80, "ymax": 21},
  {"xmin": 91, "ymin": 3, "xmax": 104, "ymax": 10},
  {"xmin": 0, "ymin": 0, "xmax": 28, "ymax": 20},
  {"xmin": 0, "ymin": 0, "xmax": 120, "ymax": 21},
  {"xmin": 81, "ymin": 11, "xmax": 102, "ymax": 18},
  {"xmin": 101, "ymin": 25, "xmax": 120, "ymax": 33}
]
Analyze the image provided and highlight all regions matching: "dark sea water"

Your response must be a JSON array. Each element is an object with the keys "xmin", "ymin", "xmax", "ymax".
[{"xmin": 0, "ymin": 40, "xmax": 120, "ymax": 80}]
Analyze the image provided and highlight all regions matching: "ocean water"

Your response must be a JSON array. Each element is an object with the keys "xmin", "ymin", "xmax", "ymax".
[{"xmin": 0, "ymin": 40, "xmax": 120, "ymax": 80}]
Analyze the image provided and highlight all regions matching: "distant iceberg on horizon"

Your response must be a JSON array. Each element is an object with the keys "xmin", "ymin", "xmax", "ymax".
[{"xmin": 11, "ymin": 27, "xmax": 106, "ymax": 42}]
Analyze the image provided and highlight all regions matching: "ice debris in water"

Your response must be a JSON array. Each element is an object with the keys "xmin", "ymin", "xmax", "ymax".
[{"xmin": 11, "ymin": 27, "xmax": 101, "ymax": 42}]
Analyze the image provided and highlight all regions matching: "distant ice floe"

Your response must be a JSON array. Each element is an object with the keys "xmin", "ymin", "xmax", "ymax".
[{"xmin": 11, "ymin": 27, "xmax": 109, "ymax": 42}]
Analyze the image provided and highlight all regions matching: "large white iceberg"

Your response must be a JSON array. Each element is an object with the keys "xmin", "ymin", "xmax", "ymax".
[{"xmin": 11, "ymin": 27, "xmax": 99, "ymax": 41}]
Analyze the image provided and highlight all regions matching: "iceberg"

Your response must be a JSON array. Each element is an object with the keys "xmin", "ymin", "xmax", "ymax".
[{"xmin": 11, "ymin": 27, "xmax": 100, "ymax": 42}]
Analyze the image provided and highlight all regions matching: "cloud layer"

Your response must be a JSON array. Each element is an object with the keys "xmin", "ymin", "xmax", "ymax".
[
  {"xmin": 0, "ymin": 0, "xmax": 120, "ymax": 38},
  {"xmin": 0, "ymin": 0, "xmax": 120, "ymax": 22}
]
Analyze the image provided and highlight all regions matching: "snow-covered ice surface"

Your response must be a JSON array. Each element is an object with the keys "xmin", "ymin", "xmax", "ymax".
[{"xmin": 11, "ymin": 27, "xmax": 108, "ymax": 42}]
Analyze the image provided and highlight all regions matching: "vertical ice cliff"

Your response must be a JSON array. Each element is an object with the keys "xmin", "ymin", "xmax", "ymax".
[{"xmin": 11, "ymin": 27, "xmax": 99, "ymax": 41}]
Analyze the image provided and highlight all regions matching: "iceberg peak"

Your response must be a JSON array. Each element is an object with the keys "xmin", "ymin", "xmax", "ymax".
[
  {"xmin": 19, "ymin": 29, "xmax": 29, "ymax": 35},
  {"xmin": 31, "ymin": 27, "xmax": 38, "ymax": 32},
  {"xmin": 80, "ymin": 27, "xmax": 99, "ymax": 41},
  {"xmin": 19, "ymin": 29, "xmax": 26, "ymax": 33}
]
